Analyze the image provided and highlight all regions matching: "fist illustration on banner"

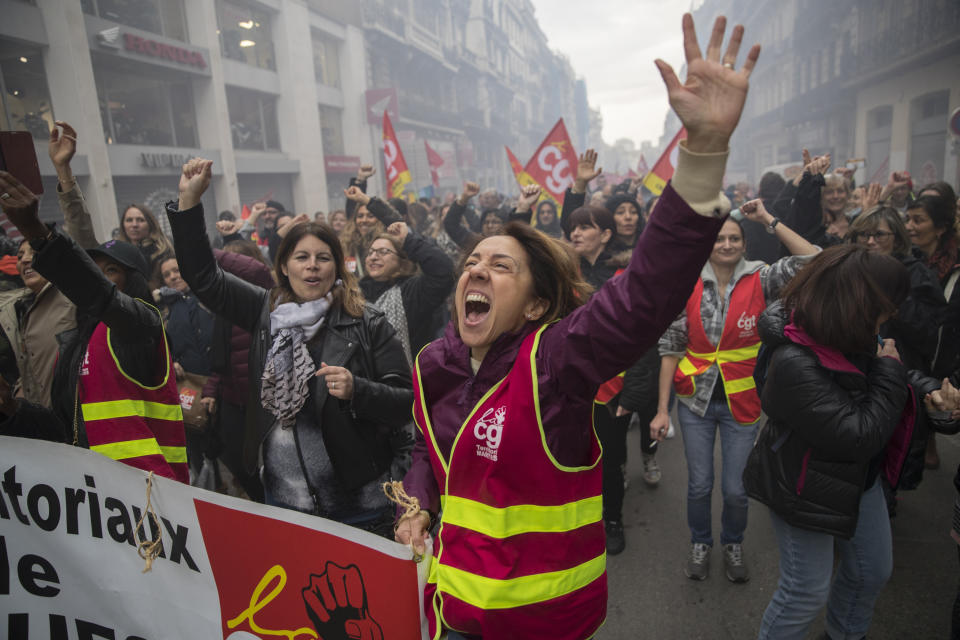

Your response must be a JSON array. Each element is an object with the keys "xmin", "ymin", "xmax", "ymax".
[{"xmin": 302, "ymin": 562, "xmax": 383, "ymax": 640}]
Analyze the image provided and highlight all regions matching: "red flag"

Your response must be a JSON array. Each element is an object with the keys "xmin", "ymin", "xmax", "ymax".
[
  {"xmin": 642, "ymin": 128, "xmax": 687, "ymax": 196},
  {"xmin": 505, "ymin": 146, "xmax": 541, "ymax": 190},
  {"xmin": 523, "ymin": 119, "xmax": 578, "ymax": 202},
  {"xmin": 636, "ymin": 154, "xmax": 650, "ymax": 177},
  {"xmin": 425, "ymin": 141, "xmax": 444, "ymax": 189},
  {"xmin": 382, "ymin": 111, "xmax": 411, "ymax": 197}
]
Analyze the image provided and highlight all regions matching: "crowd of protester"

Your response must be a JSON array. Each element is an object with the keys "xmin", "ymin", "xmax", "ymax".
[{"xmin": 3, "ymin": 13, "xmax": 960, "ymax": 640}]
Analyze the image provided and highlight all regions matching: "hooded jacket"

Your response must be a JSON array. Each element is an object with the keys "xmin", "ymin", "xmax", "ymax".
[{"xmin": 743, "ymin": 304, "xmax": 913, "ymax": 538}]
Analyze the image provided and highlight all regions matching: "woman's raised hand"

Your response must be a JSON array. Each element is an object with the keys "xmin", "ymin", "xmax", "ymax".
[
  {"xmin": 178, "ymin": 158, "xmax": 213, "ymax": 211},
  {"xmin": 344, "ymin": 185, "xmax": 372, "ymax": 206},
  {"xmin": 516, "ymin": 184, "xmax": 542, "ymax": 213},
  {"xmin": 574, "ymin": 149, "xmax": 602, "ymax": 193},
  {"xmin": 740, "ymin": 198, "xmax": 773, "ymax": 225},
  {"xmin": 655, "ymin": 14, "xmax": 761, "ymax": 153},
  {"xmin": 386, "ymin": 221, "xmax": 410, "ymax": 244}
]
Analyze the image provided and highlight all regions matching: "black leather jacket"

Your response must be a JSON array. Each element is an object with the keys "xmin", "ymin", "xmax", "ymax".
[
  {"xmin": 166, "ymin": 202, "xmax": 413, "ymax": 490},
  {"xmin": 743, "ymin": 305, "xmax": 909, "ymax": 538}
]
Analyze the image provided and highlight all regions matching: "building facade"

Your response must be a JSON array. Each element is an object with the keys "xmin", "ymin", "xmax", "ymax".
[
  {"xmin": 360, "ymin": 0, "xmax": 589, "ymax": 197},
  {"xmin": 690, "ymin": 0, "xmax": 960, "ymax": 189},
  {"xmin": 1, "ymin": 0, "xmax": 593, "ymax": 242},
  {"xmin": 2, "ymin": 0, "xmax": 377, "ymax": 238}
]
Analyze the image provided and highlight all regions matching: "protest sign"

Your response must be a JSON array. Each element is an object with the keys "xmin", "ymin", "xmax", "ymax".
[{"xmin": 0, "ymin": 436, "xmax": 426, "ymax": 639}]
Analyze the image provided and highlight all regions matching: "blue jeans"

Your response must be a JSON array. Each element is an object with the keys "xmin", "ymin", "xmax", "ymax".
[
  {"xmin": 677, "ymin": 399, "xmax": 759, "ymax": 546},
  {"xmin": 757, "ymin": 480, "xmax": 892, "ymax": 640}
]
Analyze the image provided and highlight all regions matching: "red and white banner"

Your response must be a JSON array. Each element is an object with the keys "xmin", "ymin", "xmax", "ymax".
[
  {"xmin": 523, "ymin": 119, "xmax": 578, "ymax": 203},
  {"xmin": 383, "ymin": 112, "xmax": 412, "ymax": 198},
  {"xmin": 0, "ymin": 436, "xmax": 428, "ymax": 639},
  {"xmin": 424, "ymin": 141, "xmax": 444, "ymax": 190},
  {"xmin": 642, "ymin": 128, "xmax": 687, "ymax": 196}
]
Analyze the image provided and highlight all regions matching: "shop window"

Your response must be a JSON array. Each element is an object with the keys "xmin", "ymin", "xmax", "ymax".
[
  {"xmin": 227, "ymin": 86, "xmax": 280, "ymax": 151},
  {"xmin": 909, "ymin": 90, "xmax": 949, "ymax": 184},
  {"xmin": 96, "ymin": 69, "xmax": 198, "ymax": 147},
  {"xmin": 312, "ymin": 32, "xmax": 341, "ymax": 88},
  {"xmin": 318, "ymin": 105, "xmax": 344, "ymax": 156},
  {"xmin": 0, "ymin": 52, "xmax": 54, "ymax": 140},
  {"xmin": 216, "ymin": 0, "xmax": 276, "ymax": 71},
  {"xmin": 81, "ymin": 0, "xmax": 188, "ymax": 41}
]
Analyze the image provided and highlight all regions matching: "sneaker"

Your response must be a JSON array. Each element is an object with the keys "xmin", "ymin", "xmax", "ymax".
[
  {"xmin": 666, "ymin": 418, "xmax": 676, "ymax": 439},
  {"xmin": 685, "ymin": 543, "xmax": 710, "ymax": 580},
  {"xmin": 723, "ymin": 543, "xmax": 750, "ymax": 583},
  {"xmin": 642, "ymin": 453, "xmax": 661, "ymax": 487},
  {"xmin": 605, "ymin": 520, "xmax": 626, "ymax": 555}
]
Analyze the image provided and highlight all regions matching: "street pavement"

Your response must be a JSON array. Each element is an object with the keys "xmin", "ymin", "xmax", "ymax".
[{"xmin": 598, "ymin": 419, "xmax": 959, "ymax": 639}]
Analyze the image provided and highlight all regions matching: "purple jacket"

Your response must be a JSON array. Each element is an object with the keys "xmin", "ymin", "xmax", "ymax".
[{"xmin": 405, "ymin": 184, "xmax": 725, "ymax": 514}]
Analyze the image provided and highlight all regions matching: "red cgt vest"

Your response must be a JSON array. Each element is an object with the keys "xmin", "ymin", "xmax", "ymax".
[
  {"xmin": 674, "ymin": 272, "xmax": 765, "ymax": 425},
  {"xmin": 414, "ymin": 326, "xmax": 606, "ymax": 639},
  {"xmin": 79, "ymin": 319, "xmax": 188, "ymax": 483}
]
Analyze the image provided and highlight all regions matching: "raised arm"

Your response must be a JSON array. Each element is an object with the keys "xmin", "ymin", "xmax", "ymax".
[
  {"xmin": 49, "ymin": 121, "xmax": 99, "ymax": 248},
  {"xmin": 344, "ymin": 186, "xmax": 403, "ymax": 227},
  {"xmin": 166, "ymin": 159, "xmax": 269, "ymax": 335},
  {"xmin": 444, "ymin": 182, "xmax": 481, "ymax": 249},
  {"xmin": 389, "ymin": 221, "xmax": 455, "ymax": 312},
  {"xmin": 560, "ymin": 150, "xmax": 601, "ymax": 239},
  {"xmin": 741, "ymin": 198, "xmax": 817, "ymax": 257},
  {"xmin": 512, "ymin": 184, "xmax": 543, "ymax": 225},
  {"xmin": 346, "ymin": 164, "xmax": 375, "ymax": 220},
  {"xmin": 539, "ymin": 13, "xmax": 761, "ymax": 394}
]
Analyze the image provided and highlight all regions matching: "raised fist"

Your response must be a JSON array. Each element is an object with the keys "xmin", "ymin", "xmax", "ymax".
[{"xmin": 302, "ymin": 562, "xmax": 383, "ymax": 640}]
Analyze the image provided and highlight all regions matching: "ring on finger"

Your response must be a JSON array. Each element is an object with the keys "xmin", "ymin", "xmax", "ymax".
[
  {"xmin": 722, "ymin": 62, "xmax": 735, "ymax": 69},
  {"xmin": 331, "ymin": 381, "xmax": 336, "ymax": 389},
  {"xmin": 0, "ymin": 193, "xmax": 10, "ymax": 200}
]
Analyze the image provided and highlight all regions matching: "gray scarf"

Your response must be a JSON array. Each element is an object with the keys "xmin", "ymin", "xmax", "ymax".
[{"xmin": 261, "ymin": 293, "xmax": 333, "ymax": 427}]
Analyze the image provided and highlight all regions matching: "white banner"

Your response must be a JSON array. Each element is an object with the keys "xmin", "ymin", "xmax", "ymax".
[{"xmin": 0, "ymin": 436, "xmax": 426, "ymax": 640}]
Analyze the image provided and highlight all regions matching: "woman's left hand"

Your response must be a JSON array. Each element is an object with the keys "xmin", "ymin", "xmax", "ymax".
[
  {"xmin": 740, "ymin": 198, "xmax": 773, "ymax": 225},
  {"xmin": 925, "ymin": 378, "xmax": 960, "ymax": 414},
  {"xmin": 317, "ymin": 362, "xmax": 354, "ymax": 400}
]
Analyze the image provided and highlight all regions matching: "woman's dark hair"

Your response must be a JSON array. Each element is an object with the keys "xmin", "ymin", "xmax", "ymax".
[
  {"xmin": 919, "ymin": 181, "xmax": 957, "ymax": 205},
  {"xmin": 480, "ymin": 208, "xmax": 506, "ymax": 225},
  {"xmin": 848, "ymin": 205, "xmax": 911, "ymax": 256},
  {"xmin": 272, "ymin": 222, "xmax": 364, "ymax": 316},
  {"xmin": 908, "ymin": 195, "xmax": 956, "ymax": 235},
  {"xmin": 566, "ymin": 205, "xmax": 616, "ymax": 235},
  {"xmin": 456, "ymin": 222, "xmax": 591, "ymax": 326},
  {"xmin": 781, "ymin": 245, "xmax": 910, "ymax": 354},
  {"xmin": 536, "ymin": 199, "xmax": 558, "ymax": 222}
]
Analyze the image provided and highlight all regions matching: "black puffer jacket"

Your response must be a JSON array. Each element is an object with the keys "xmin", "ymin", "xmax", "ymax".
[
  {"xmin": 743, "ymin": 305, "xmax": 909, "ymax": 538},
  {"xmin": 167, "ymin": 202, "xmax": 413, "ymax": 490}
]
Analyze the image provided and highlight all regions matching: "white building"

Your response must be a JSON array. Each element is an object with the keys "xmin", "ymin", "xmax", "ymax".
[{"xmin": 1, "ymin": 0, "xmax": 377, "ymax": 239}]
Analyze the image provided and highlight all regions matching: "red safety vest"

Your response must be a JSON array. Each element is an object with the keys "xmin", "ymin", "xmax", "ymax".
[
  {"xmin": 413, "ymin": 325, "xmax": 606, "ymax": 639},
  {"xmin": 673, "ymin": 272, "xmax": 765, "ymax": 425},
  {"xmin": 79, "ymin": 318, "xmax": 188, "ymax": 483}
]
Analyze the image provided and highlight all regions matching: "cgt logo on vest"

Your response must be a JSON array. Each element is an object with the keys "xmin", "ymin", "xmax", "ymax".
[
  {"xmin": 473, "ymin": 406, "xmax": 506, "ymax": 462},
  {"xmin": 737, "ymin": 312, "xmax": 757, "ymax": 339}
]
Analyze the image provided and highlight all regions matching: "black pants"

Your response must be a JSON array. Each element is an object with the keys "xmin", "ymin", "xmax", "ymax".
[
  {"xmin": 953, "ymin": 546, "xmax": 960, "ymax": 640},
  {"xmin": 594, "ymin": 404, "xmax": 630, "ymax": 522}
]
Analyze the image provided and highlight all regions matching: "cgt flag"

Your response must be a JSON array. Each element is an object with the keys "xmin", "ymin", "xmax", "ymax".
[
  {"xmin": 636, "ymin": 154, "xmax": 650, "ymax": 178},
  {"xmin": 523, "ymin": 119, "xmax": 578, "ymax": 203},
  {"xmin": 642, "ymin": 128, "xmax": 687, "ymax": 196},
  {"xmin": 505, "ymin": 146, "xmax": 541, "ymax": 190},
  {"xmin": 425, "ymin": 141, "xmax": 444, "ymax": 190},
  {"xmin": 383, "ymin": 111, "xmax": 412, "ymax": 198}
]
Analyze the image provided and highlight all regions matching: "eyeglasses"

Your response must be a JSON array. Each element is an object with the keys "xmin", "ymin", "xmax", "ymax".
[
  {"xmin": 368, "ymin": 247, "xmax": 398, "ymax": 258},
  {"xmin": 852, "ymin": 231, "xmax": 895, "ymax": 242}
]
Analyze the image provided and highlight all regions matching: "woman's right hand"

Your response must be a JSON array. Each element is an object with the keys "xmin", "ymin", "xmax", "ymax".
[
  {"xmin": 650, "ymin": 411, "xmax": 671, "ymax": 443},
  {"xmin": 878, "ymin": 338, "xmax": 900, "ymax": 362},
  {"xmin": 395, "ymin": 511, "xmax": 431, "ymax": 555}
]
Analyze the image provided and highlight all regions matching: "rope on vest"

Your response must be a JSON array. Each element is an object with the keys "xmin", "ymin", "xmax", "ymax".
[
  {"xmin": 134, "ymin": 472, "xmax": 163, "ymax": 573},
  {"xmin": 382, "ymin": 480, "xmax": 425, "ymax": 562}
]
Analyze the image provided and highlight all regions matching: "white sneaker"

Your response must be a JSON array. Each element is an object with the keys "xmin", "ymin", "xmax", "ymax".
[{"xmin": 642, "ymin": 453, "xmax": 661, "ymax": 487}]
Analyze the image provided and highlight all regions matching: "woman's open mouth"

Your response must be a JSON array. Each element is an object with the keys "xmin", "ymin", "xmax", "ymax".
[{"xmin": 463, "ymin": 292, "xmax": 491, "ymax": 326}]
